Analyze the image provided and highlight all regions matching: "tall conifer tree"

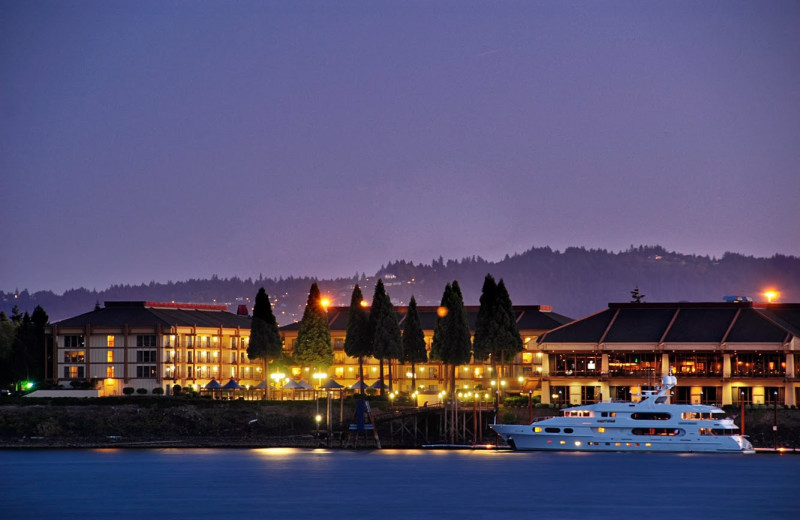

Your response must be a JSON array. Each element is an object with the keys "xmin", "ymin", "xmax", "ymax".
[
  {"xmin": 344, "ymin": 284, "xmax": 371, "ymax": 394},
  {"xmin": 294, "ymin": 282, "xmax": 333, "ymax": 374},
  {"xmin": 370, "ymin": 280, "xmax": 401, "ymax": 395},
  {"xmin": 402, "ymin": 296, "xmax": 427, "ymax": 392},
  {"xmin": 248, "ymin": 287, "xmax": 282, "ymax": 398},
  {"xmin": 431, "ymin": 281, "xmax": 472, "ymax": 396}
]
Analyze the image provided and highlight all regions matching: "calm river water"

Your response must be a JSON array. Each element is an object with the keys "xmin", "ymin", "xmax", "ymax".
[{"xmin": 3, "ymin": 448, "xmax": 799, "ymax": 519}]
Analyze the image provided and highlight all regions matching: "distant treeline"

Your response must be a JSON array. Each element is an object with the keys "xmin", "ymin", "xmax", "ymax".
[{"xmin": 3, "ymin": 245, "xmax": 798, "ymax": 324}]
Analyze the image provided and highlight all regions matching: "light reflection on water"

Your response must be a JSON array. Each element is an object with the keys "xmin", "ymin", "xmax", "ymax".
[{"xmin": 3, "ymin": 448, "xmax": 799, "ymax": 519}]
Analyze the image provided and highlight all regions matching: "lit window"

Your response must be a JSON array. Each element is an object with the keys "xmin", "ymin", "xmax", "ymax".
[
  {"xmin": 107, "ymin": 366, "xmax": 115, "ymax": 378},
  {"xmin": 598, "ymin": 427, "xmax": 605, "ymax": 433},
  {"xmin": 107, "ymin": 335, "xmax": 115, "ymax": 347},
  {"xmin": 107, "ymin": 350, "xmax": 114, "ymax": 363}
]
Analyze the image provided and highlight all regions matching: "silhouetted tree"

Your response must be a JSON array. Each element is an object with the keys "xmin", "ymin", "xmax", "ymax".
[
  {"xmin": 370, "ymin": 279, "xmax": 401, "ymax": 395},
  {"xmin": 294, "ymin": 282, "xmax": 333, "ymax": 373},
  {"xmin": 248, "ymin": 287, "xmax": 282, "ymax": 398},
  {"xmin": 402, "ymin": 296, "xmax": 427, "ymax": 392},
  {"xmin": 431, "ymin": 281, "xmax": 472, "ymax": 396},
  {"xmin": 344, "ymin": 284, "xmax": 371, "ymax": 394},
  {"xmin": 630, "ymin": 285, "xmax": 645, "ymax": 303}
]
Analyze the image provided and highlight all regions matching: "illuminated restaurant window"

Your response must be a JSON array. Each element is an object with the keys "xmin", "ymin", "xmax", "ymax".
[
  {"xmin": 106, "ymin": 335, "xmax": 115, "ymax": 347},
  {"xmin": 107, "ymin": 350, "xmax": 114, "ymax": 363}
]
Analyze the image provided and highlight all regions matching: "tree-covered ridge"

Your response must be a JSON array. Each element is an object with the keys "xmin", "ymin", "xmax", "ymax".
[{"xmin": 3, "ymin": 245, "xmax": 798, "ymax": 323}]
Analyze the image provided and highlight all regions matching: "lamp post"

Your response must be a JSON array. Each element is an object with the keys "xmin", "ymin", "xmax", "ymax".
[
  {"xmin": 773, "ymin": 390, "xmax": 778, "ymax": 450},
  {"xmin": 740, "ymin": 390, "xmax": 746, "ymax": 437},
  {"xmin": 528, "ymin": 390, "xmax": 533, "ymax": 423}
]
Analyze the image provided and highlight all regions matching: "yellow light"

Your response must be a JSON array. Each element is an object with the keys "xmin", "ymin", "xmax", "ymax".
[
  {"xmin": 575, "ymin": 441, "xmax": 581, "ymax": 446},
  {"xmin": 598, "ymin": 427, "xmax": 605, "ymax": 433},
  {"xmin": 764, "ymin": 290, "xmax": 779, "ymax": 303},
  {"xmin": 534, "ymin": 426, "xmax": 542, "ymax": 433},
  {"xmin": 437, "ymin": 306, "xmax": 448, "ymax": 318},
  {"xmin": 359, "ymin": 300, "xmax": 368, "ymax": 308},
  {"xmin": 321, "ymin": 298, "xmax": 330, "ymax": 308},
  {"xmin": 315, "ymin": 415, "xmax": 322, "ymax": 423},
  {"xmin": 560, "ymin": 440, "xmax": 566, "ymax": 445}
]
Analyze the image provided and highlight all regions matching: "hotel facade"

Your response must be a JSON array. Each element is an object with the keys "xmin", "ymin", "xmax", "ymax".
[
  {"xmin": 535, "ymin": 301, "xmax": 800, "ymax": 408},
  {"xmin": 48, "ymin": 300, "xmax": 800, "ymax": 407}
]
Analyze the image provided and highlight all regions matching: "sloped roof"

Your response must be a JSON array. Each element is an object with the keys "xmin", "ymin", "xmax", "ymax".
[
  {"xmin": 54, "ymin": 301, "xmax": 252, "ymax": 329},
  {"xmin": 280, "ymin": 305, "xmax": 572, "ymax": 333},
  {"xmin": 540, "ymin": 302, "xmax": 799, "ymax": 345}
]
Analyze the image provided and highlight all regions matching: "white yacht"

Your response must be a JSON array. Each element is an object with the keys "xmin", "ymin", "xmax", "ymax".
[{"xmin": 490, "ymin": 373, "xmax": 754, "ymax": 453}]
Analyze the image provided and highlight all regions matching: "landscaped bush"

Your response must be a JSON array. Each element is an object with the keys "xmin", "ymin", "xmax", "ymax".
[
  {"xmin": 172, "ymin": 384, "xmax": 182, "ymax": 396},
  {"xmin": 123, "ymin": 387, "xmax": 135, "ymax": 396},
  {"xmin": 152, "ymin": 387, "xmax": 164, "ymax": 396},
  {"xmin": 136, "ymin": 388, "xmax": 148, "ymax": 395}
]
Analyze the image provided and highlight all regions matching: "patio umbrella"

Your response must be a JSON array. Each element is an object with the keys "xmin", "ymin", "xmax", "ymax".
[
  {"xmin": 254, "ymin": 380, "xmax": 267, "ymax": 389},
  {"xmin": 370, "ymin": 380, "xmax": 388, "ymax": 390},
  {"xmin": 349, "ymin": 380, "xmax": 369, "ymax": 390},
  {"xmin": 320, "ymin": 379, "xmax": 344, "ymax": 390},
  {"xmin": 283, "ymin": 380, "xmax": 305, "ymax": 390},
  {"xmin": 222, "ymin": 378, "xmax": 243, "ymax": 390},
  {"xmin": 204, "ymin": 379, "xmax": 222, "ymax": 390}
]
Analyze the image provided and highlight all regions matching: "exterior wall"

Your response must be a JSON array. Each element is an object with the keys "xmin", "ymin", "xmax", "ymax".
[
  {"xmin": 533, "ymin": 341, "xmax": 796, "ymax": 407},
  {"xmin": 52, "ymin": 326, "xmax": 256, "ymax": 396},
  {"xmin": 279, "ymin": 329, "xmax": 547, "ymax": 397}
]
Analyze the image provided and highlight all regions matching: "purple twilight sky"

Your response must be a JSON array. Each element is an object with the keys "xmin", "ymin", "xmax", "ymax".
[{"xmin": 2, "ymin": 0, "xmax": 799, "ymax": 294}]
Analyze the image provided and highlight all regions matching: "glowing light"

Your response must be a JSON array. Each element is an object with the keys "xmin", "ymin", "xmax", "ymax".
[
  {"xmin": 321, "ymin": 298, "xmax": 330, "ymax": 308},
  {"xmin": 436, "ymin": 306, "xmax": 448, "ymax": 318},
  {"xmin": 764, "ymin": 290, "xmax": 779, "ymax": 303},
  {"xmin": 359, "ymin": 300, "xmax": 368, "ymax": 308}
]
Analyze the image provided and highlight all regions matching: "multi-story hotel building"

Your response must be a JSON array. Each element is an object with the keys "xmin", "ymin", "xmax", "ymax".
[
  {"xmin": 49, "ymin": 300, "xmax": 800, "ymax": 407},
  {"xmin": 49, "ymin": 301, "xmax": 256, "ymax": 396},
  {"xmin": 534, "ymin": 301, "xmax": 800, "ymax": 407},
  {"xmin": 278, "ymin": 305, "xmax": 573, "ymax": 400}
]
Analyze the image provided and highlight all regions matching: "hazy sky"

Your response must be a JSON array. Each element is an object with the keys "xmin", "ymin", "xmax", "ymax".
[{"xmin": 2, "ymin": 0, "xmax": 799, "ymax": 294}]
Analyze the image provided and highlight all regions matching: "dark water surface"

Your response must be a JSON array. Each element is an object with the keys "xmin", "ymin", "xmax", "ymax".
[{"xmin": 2, "ymin": 448, "xmax": 799, "ymax": 519}]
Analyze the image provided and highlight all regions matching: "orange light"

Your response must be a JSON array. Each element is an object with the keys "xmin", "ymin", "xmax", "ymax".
[
  {"xmin": 764, "ymin": 290, "xmax": 779, "ymax": 303},
  {"xmin": 321, "ymin": 298, "xmax": 330, "ymax": 308},
  {"xmin": 437, "ymin": 306, "xmax": 448, "ymax": 318},
  {"xmin": 359, "ymin": 300, "xmax": 368, "ymax": 307}
]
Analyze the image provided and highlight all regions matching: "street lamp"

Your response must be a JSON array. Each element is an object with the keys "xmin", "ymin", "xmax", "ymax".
[{"xmin": 773, "ymin": 390, "xmax": 778, "ymax": 450}]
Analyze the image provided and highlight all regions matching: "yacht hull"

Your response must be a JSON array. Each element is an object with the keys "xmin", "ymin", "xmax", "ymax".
[{"xmin": 492, "ymin": 424, "xmax": 754, "ymax": 453}]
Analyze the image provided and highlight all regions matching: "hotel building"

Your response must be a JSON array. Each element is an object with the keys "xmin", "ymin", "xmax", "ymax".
[
  {"xmin": 278, "ymin": 305, "xmax": 573, "ymax": 399},
  {"xmin": 49, "ymin": 301, "xmax": 256, "ymax": 396},
  {"xmin": 535, "ymin": 301, "xmax": 800, "ymax": 407},
  {"xmin": 48, "ymin": 300, "xmax": 800, "ymax": 407}
]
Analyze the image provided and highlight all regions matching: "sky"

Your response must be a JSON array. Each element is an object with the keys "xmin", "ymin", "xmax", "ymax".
[{"xmin": 2, "ymin": 0, "xmax": 799, "ymax": 294}]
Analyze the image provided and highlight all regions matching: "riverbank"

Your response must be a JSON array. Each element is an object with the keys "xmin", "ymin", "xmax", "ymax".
[{"xmin": 2, "ymin": 397, "xmax": 799, "ymax": 450}]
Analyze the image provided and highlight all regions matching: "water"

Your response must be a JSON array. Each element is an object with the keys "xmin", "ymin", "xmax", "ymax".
[{"xmin": 2, "ymin": 449, "xmax": 799, "ymax": 519}]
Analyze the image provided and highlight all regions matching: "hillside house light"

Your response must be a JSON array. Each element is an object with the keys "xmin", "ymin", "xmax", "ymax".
[
  {"xmin": 764, "ymin": 290, "xmax": 779, "ymax": 303},
  {"xmin": 321, "ymin": 298, "xmax": 330, "ymax": 308}
]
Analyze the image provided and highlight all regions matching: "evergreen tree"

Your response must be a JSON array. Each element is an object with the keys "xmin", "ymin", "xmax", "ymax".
[
  {"xmin": 370, "ymin": 279, "xmax": 402, "ymax": 395},
  {"xmin": 0, "ymin": 312, "xmax": 17, "ymax": 386},
  {"xmin": 401, "ymin": 296, "xmax": 427, "ymax": 392},
  {"xmin": 473, "ymin": 274, "xmax": 500, "ymax": 363},
  {"xmin": 344, "ymin": 284, "xmax": 371, "ymax": 394},
  {"xmin": 496, "ymin": 279, "xmax": 523, "ymax": 364},
  {"xmin": 294, "ymin": 282, "xmax": 333, "ymax": 373},
  {"xmin": 431, "ymin": 281, "xmax": 472, "ymax": 396},
  {"xmin": 631, "ymin": 285, "xmax": 646, "ymax": 303},
  {"xmin": 247, "ymin": 287, "xmax": 283, "ymax": 398}
]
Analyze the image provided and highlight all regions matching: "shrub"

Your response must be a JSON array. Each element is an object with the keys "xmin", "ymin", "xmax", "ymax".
[
  {"xmin": 136, "ymin": 388, "xmax": 148, "ymax": 395},
  {"xmin": 172, "ymin": 384, "xmax": 182, "ymax": 396},
  {"xmin": 123, "ymin": 387, "xmax": 135, "ymax": 396},
  {"xmin": 152, "ymin": 387, "xmax": 164, "ymax": 396}
]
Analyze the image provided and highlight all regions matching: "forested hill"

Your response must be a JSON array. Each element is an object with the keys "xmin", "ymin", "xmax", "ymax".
[{"xmin": 3, "ymin": 246, "xmax": 798, "ymax": 324}]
